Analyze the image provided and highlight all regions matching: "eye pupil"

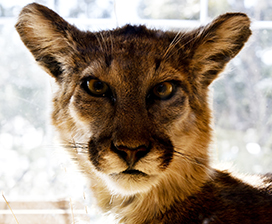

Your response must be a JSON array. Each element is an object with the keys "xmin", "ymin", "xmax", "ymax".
[
  {"xmin": 153, "ymin": 82, "xmax": 174, "ymax": 99},
  {"xmin": 156, "ymin": 84, "xmax": 168, "ymax": 94},
  {"xmin": 93, "ymin": 81, "xmax": 104, "ymax": 92},
  {"xmin": 86, "ymin": 79, "xmax": 109, "ymax": 96}
]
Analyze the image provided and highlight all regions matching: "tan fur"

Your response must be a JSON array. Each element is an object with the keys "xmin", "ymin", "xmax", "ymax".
[{"xmin": 16, "ymin": 3, "xmax": 272, "ymax": 224}]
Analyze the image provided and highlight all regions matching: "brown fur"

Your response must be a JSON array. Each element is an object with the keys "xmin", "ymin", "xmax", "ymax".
[{"xmin": 15, "ymin": 3, "xmax": 272, "ymax": 223}]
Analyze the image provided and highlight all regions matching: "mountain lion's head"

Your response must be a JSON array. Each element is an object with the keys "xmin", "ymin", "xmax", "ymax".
[{"xmin": 16, "ymin": 3, "xmax": 251, "ymax": 198}]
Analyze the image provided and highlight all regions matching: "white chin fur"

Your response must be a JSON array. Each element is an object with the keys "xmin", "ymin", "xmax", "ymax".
[{"xmin": 100, "ymin": 172, "xmax": 158, "ymax": 196}]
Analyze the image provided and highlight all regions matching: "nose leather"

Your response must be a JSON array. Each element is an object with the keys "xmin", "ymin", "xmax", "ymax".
[{"xmin": 114, "ymin": 145, "xmax": 150, "ymax": 166}]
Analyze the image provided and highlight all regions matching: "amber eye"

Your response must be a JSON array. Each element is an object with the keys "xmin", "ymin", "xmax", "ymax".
[
  {"xmin": 87, "ymin": 79, "xmax": 109, "ymax": 96},
  {"xmin": 153, "ymin": 82, "xmax": 175, "ymax": 100}
]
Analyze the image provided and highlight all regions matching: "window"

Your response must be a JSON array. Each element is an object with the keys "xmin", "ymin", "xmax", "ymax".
[{"xmin": 1, "ymin": 0, "xmax": 272, "ymax": 223}]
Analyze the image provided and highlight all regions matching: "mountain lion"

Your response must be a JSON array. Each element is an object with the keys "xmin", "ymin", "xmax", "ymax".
[{"xmin": 16, "ymin": 3, "xmax": 272, "ymax": 224}]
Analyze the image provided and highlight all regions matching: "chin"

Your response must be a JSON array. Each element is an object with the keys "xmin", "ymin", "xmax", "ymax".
[{"xmin": 101, "ymin": 170, "xmax": 158, "ymax": 196}]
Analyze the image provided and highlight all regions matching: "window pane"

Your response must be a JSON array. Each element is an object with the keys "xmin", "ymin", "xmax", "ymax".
[
  {"xmin": 213, "ymin": 29, "xmax": 272, "ymax": 173},
  {"xmin": 0, "ymin": 0, "xmax": 49, "ymax": 17},
  {"xmin": 56, "ymin": 0, "xmax": 114, "ymax": 18},
  {"xmin": 138, "ymin": 0, "xmax": 200, "ymax": 20},
  {"xmin": 0, "ymin": 22, "xmax": 86, "ymax": 201},
  {"xmin": 209, "ymin": 0, "xmax": 272, "ymax": 21}
]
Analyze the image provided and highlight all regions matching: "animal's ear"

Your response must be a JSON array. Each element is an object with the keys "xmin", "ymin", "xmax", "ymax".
[
  {"xmin": 188, "ymin": 13, "xmax": 251, "ymax": 87},
  {"xmin": 15, "ymin": 3, "xmax": 86, "ymax": 79}
]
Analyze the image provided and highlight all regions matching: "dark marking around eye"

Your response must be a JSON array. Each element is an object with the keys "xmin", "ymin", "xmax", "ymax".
[
  {"xmin": 105, "ymin": 54, "xmax": 113, "ymax": 67},
  {"xmin": 155, "ymin": 59, "xmax": 161, "ymax": 71}
]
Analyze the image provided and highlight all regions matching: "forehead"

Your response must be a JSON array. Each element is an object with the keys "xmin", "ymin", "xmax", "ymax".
[
  {"xmin": 79, "ymin": 25, "xmax": 187, "ymax": 89},
  {"xmin": 85, "ymin": 25, "xmax": 174, "ymax": 61}
]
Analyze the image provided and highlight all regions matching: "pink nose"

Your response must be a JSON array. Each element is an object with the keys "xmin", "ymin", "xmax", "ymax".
[{"xmin": 114, "ymin": 145, "xmax": 149, "ymax": 166}]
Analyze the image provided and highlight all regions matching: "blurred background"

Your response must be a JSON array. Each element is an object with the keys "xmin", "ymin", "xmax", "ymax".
[{"xmin": 0, "ymin": 0, "xmax": 272, "ymax": 223}]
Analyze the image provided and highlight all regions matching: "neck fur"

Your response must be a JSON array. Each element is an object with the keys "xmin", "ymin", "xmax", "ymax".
[{"xmin": 89, "ymin": 156, "xmax": 212, "ymax": 224}]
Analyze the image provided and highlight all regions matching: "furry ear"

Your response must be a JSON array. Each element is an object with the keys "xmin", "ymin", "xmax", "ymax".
[
  {"xmin": 15, "ymin": 3, "xmax": 86, "ymax": 79},
  {"xmin": 188, "ymin": 13, "xmax": 251, "ymax": 87}
]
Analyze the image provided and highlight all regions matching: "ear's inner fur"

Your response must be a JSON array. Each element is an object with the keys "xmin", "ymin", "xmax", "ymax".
[
  {"xmin": 186, "ymin": 13, "xmax": 251, "ymax": 87},
  {"xmin": 15, "ymin": 3, "xmax": 88, "ymax": 79}
]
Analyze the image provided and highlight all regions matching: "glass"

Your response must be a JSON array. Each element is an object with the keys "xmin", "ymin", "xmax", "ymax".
[
  {"xmin": 56, "ymin": 0, "xmax": 114, "ymax": 18},
  {"xmin": 0, "ymin": 22, "xmax": 86, "ymax": 201},
  {"xmin": 213, "ymin": 29, "xmax": 272, "ymax": 173},
  {"xmin": 209, "ymin": 0, "xmax": 272, "ymax": 21},
  {"xmin": 138, "ymin": 0, "xmax": 200, "ymax": 20},
  {"xmin": 0, "ymin": 0, "xmax": 48, "ymax": 17}
]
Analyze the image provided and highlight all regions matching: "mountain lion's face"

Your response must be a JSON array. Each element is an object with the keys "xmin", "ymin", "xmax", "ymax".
[
  {"xmin": 52, "ymin": 31, "xmax": 203, "ymax": 194},
  {"xmin": 67, "ymin": 38, "xmax": 196, "ymax": 194},
  {"xmin": 16, "ymin": 3, "xmax": 251, "ymax": 196}
]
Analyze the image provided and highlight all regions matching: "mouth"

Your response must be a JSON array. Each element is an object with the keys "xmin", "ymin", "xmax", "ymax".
[
  {"xmin": 122, "ymin": 169, "xmax": 147, "ymax": 176},
  {"xmin": 107, "ymin": 169, "xmax": 156, "ymax": 195}
]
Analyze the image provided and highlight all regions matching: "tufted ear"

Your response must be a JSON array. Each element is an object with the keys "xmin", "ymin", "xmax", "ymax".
[
  {"xmin": 15, "ymin": 3, "xmax": 87, "ymax": 79},
  {"xmin": 187, "ymin": 13, "xmax": 251, "ymax": 87}
]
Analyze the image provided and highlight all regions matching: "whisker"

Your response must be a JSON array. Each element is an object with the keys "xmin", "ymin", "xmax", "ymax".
[
  {"xmin": 173, "ymin": 149, "xmax": 208, "ymax": 168},
  {"xmin": 169, "ymin": 149, "xmax": 213, "ymax": 183},
  {"xmin": 99, "ymin": 32, "xmax": 108, "ymax": 52},
  {"xmin": 94, "ymin": 32, "xmax": 104, "ymax": 52},
  {"xmin": 108, "ymin": 30, "xmax": 114, "ymax": 53},
  {"xmin": 120, "ymin": 195, "xmax": 129, "ymax": 207},
  {"xmin": 164, "ymin": 37, "xmax": 193, "ymax": 61},
  {"xmin": 61, "ymin": 142, "xmax": 89, "ymax": 154},
  {"xmin": 162, "ymin": 31, "xmax": 183, "ymax": 60},
  {"xmin": 163, "ymin": 29, "xmax": 201, "ymax": 62}
]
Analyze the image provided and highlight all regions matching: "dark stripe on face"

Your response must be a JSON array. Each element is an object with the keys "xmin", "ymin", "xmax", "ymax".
[
  {"xmin": 153, "ymin": 136, "xmax": 174, "ymax": 170},
  {"xmin": 88, "ymin": 136, "xmax": 111, "ymax": 171},
  {"xmin": 105, "ymin": 54, "xmax": 113, "ymax": 67},
  {"xmin": 88, "ymin": 140, "xmax": 101, "ymax": 170}
]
